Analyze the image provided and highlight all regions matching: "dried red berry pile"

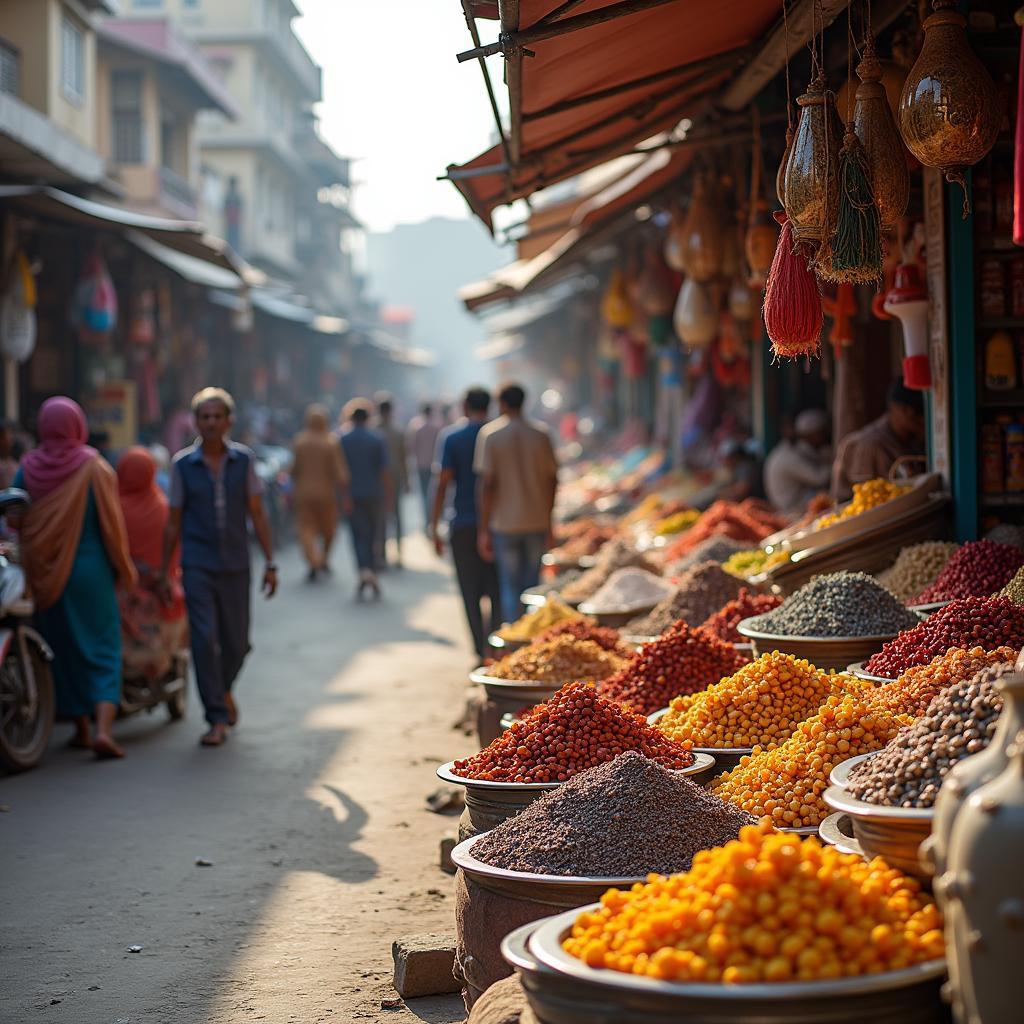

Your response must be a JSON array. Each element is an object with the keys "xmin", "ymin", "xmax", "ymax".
[
  {"xmin": 451, "ymin": 682, "xmax": 695, "ymax": 783},
  {"xmin": 864, "ymin": 596, "xmax": 1024, "ymax": 678},
  {"xmin": 914, "ymin": 540, "xmax": 1024, "ymax": 604},
  {"xmin": 535, "ymin": 618, "xmax": 632, "ymax": 655},
  {"xmin": 697, "ymin": 588, "xmax": 783, "ymax": 644},
  {"xmin": 597, "ymin": 621, "xmax": 749, "ymax": 715}
]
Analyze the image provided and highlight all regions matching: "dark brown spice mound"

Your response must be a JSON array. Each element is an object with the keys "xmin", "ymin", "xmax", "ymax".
[{"xmin": 471, "ymin": 751, "xmax": 757, "ymax": 877}]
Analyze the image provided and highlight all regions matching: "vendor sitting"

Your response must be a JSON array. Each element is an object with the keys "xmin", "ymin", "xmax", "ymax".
[
  {"xmin": 763, "ymin": 409, "xmax": 832, "ymax": 515},
  {"xmin": 831, "ymin": 380, "xmax": 925, "ymax": 502}
]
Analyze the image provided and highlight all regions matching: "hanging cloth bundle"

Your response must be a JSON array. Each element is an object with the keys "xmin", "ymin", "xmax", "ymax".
[{"xmin": 763, "ymin": 212, "xmax": 822, "ymax": 359}]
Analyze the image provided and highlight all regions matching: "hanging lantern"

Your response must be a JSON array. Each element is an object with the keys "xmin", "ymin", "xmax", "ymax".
[
  {"xmin": 745, "ymin": 199, "xmax": 778, "ymax": 288},
  {"xmin": 663, "ymin": 203, "xmax": 687, "ymax": 272},
  {"xmin": 898, "ymin": 0, "xmax": 1000, "ymax": 216},
  {"xmin": 835, "ymin": 49, "xmax": 906, "ymax": 122},
  {"xmin": 600, "ymin": 268, "xmax": 634, "ymax": 328},
  {"xmin": 784, "ymin": 71, "xmax": 842, "ymax": 246},
  {"xmin": 728, "ymin": 278, "xmax": 757, "ymax": 322},
  {"xmin": 673, "ymin": 278, "xmax": 717, "ymax": 349},
  {"xmin": 883, "ymin": 262, "xmax": 931, "ymax": 389},
  {"xmin": 763, "ymin": 212, "xmax": 823, "ymax": 359},
  {"xmin": 681, "ymin": 173, "xmax": 725, "ymax": 282},
  {"xmin": 637, "ymin": 244, "xmax": 678, "ymax": 316},
  {"xmin": 851, "ymin": 37, "xmax": 910, "ymax": 232}
]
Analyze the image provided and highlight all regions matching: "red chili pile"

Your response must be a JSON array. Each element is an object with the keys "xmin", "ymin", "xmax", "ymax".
[
  {"xmin": 535, "ymin": 618, "xmax": 632, "ymax": 654},
  {"xmin": 597, "ymin": 621, "xmax": 749, "ymax": 715},
  {"xmin": 697, "ymin": 588, "xmax": 784, "ymax": 644},
  {"xmin": 864, "ymin": 596, "xmax": 1024, "ymax": 677},
  {"xmin": 450, "ymin": 682, "xmax": 695, "ymax": 783},
  {"xmin": 914, "ymin": 540, "xmax": 1024, "ymax": 604},
  {"xmin": 662, "ymin": 499, "xmax": 787, "ymax": 561}
]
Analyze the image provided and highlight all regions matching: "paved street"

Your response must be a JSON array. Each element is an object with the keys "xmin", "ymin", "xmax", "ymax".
[{"xmin": 1, "ymin": 532, "xmax": 472, "ymax": 1024}]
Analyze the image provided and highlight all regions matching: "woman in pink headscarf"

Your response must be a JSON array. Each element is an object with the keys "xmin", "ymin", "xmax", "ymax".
[{"xmin": 14, "ymin": 397, "xmax": 136, "ymax": 758}]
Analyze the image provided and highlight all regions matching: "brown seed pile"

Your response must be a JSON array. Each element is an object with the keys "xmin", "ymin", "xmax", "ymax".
[
  {"xmin": 877, "ymin": 542, "xmax": 959, "ymax": 604},
  {"xmin": 486, "ymin": 635, "xmax": 628, "ymax": 685},
  {"xmin": 534, "ymin": 618, "xmax": 632, "ymax": 655},
  {"xmin": 626, "ymin": 561, "xmax": 743, "ymax": 636},
  {"xmin": 1000, "ymin": 564, "xmax": 1024, "ymax": 606},
  {"xmin": 697, "ymin": 588, "xmax": 783, "ymax": 643},
  {"xmin": 562, "ymin": 538, "xmax": 661, "ymax": 603},
  {"xmin": 471, "ymin": 751, "xmax": 757, "ymax": 877},
  {"xmin": 848, "ymin": 663, "xmax": 1014, "ymax": 808}
]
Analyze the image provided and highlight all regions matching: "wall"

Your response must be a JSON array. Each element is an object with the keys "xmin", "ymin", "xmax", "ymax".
[
  {"xmin": 0, "ymin": 0, "xmax": 50, "ymax": 114},
  {"xmin": 46, "ymin": 0, "xmax": 97, "ymax": 149}
]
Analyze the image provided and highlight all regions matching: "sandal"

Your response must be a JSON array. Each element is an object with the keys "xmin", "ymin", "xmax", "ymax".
[
  {"xmin": 92, "ymin": 735, "xmax": 125, "ymax": 760},
  {"xmin": 200, "ymin": 724, "xmax": 229, "ymax": 747}
]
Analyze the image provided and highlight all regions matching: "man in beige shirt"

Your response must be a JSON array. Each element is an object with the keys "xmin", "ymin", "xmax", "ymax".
[{"xmin": 474, "ymin": 383, "xmax": 558, "ymax": 622}]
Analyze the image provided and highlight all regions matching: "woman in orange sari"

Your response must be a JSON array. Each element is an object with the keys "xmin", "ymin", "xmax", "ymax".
[
  {"xmin": 14, "ymin": 398, "xmax": 136, "ymax": 758},
  {"xmin": 116, "ymin": 447, "xmax": 187, "ymax": 683}
]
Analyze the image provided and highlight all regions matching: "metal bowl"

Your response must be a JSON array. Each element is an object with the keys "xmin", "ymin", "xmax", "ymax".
[
  {"xmin": 622, "ymin": 632, "xmax": 661, "ymax": 647},
  {"xmin": 908, "ymin": 600, "xmax": 951, "ymax": 615},
  {"xmin": 469, "ymin": 668, "xmax": 568, "ymax": 704},
  {"xmin": 736, "ymin": 618, "xmax": 902, "ymax": 673},
  {"xmin": 648, "ymin": 707, "xmax": 757, "ymax": 774},
  {"xmin": 846, "ymin": 661, "xmax": 899, "ymax": 684},
  {"xmin": 502, "ymin": 909, "xmax": 947, "ymax": 1024},
  {"xmin": 819, "ymin": 812, "xmax": 865, "ymax": 857},
  {"xmin": 522, "ymin": 586, "xmax": 583, "ymax": 609},
  {"xmin": 830, "ymin": 750, "xmax": 881, "ymax": 789},
  {"xmin": 487, "ymin": 632, "xmax": 531, "ymax": 653},
  {"xmin": 577, "ymin": 601, "xmax": 659, "ymax": 629},
  {"xmin": 824, "ymin": 785, "xmax": 934, "ymax": 882}
]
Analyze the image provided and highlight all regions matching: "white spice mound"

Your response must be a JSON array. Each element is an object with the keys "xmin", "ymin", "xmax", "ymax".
[{"xmin": 584, "ymin": 568, "xmax": 674, "ymax": 613}]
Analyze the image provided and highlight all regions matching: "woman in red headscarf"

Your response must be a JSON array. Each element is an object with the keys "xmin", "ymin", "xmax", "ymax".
[
  {"xmin": 116, "ymin": 447, "xmax": 187, "ymax": 684},
  {"xmin": 14, "ymin": 397, "xmax": 136, "ymax": 758}
]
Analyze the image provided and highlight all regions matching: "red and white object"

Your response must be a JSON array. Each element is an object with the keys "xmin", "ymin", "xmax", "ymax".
[{"xmin": 884, "ymin": 262, "xmax": 931, "ymax": 389}]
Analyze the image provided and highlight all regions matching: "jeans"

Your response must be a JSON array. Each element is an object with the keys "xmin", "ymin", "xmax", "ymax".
[
  {"xmin": 349, "ymin": 497, "xmax": 380, "ymax": 573},
  {"xmin": 492, "ymin": 531, "xmax": 546, "ymax": 624},
  {"xmin": 450, "ymin": 525, "xmax": 501, "ymax": 660},
  {"xmin": 374, "ymin": 495, "xmax": 403, "ymax": 567},
  {"xmin": 182, "ymin": 567, "xmax": 251, "ymax": 726}
]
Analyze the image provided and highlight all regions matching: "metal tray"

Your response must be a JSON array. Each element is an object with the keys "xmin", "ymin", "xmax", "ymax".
[
  {"xmin": 819, "ymin": 812, "xmax": 865, "ymax": 857},
  {"xmin": 830, "ymin": 750, "xmax": 881, "ymax": 789}
]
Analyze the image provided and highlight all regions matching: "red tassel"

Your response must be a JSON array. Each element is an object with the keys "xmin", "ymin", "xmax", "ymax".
[{"xmin": 763, "ymin": 212, "xmax": 823, "ymax": 359}]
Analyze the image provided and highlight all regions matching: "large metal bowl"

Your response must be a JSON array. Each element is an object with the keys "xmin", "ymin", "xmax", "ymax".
[
  {"xmin": 846, "ymin": 661, "xmax": 899, "ymax": 684},
  {"xmin": 818, "ymin": 812, "xmax": 865, "ymax": 858},
  {"xmin": 522, "ymin": 586, "xmax": 583, "ymax": 609},
  {"xmin": 830, "ymin": 750, "xmax": 881, "ymax": 789},
  {"xmin": 577, "ymin": 601, "xmax": 659, "ymax": 629},
  {"xmin": 736, "ymin": 618, "xmax": 902, "ymax": 672},
  {"xmin": 824, "ymin": 785, "xmax": 933, "ymax": 882},
  {"xmin": 502, "ymin": 910, "xmax": 947, "ymax": 1024},
  {"xmin": 469, "ymin": 668, "xmax": 568, "ymax": 704},
  {"xmin": 648, "ymin": 707, "xmax": 756, "ymax": 775},
  {"xmin": 487, "ymin": 632, "xmax": 531, "ymax": 653}
]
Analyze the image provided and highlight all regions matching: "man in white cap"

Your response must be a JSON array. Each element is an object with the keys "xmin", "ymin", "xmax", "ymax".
[{"xmin": 764, "ymin": 409, "xmax": 832, "ymax": 515}]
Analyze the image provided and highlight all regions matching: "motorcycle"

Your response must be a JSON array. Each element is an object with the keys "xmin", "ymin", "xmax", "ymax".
[{"xmin": 0, "ymin": 488, "xmax": 56, "ymax": 773}]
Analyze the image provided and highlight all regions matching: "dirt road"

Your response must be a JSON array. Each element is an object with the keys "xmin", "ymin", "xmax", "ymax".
[{"xmin": 1, "ymin": 536, "xmax": 476, "ymax": 1024}]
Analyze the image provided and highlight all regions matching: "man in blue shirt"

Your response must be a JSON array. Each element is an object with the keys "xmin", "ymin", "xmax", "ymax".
[
  {"xmin": 339, "ymin": 398, "xmax": 390, "ymax": 600},
  {"xmin": 429, "ymin": 387, "xmax": 500, "ymax": 662}
]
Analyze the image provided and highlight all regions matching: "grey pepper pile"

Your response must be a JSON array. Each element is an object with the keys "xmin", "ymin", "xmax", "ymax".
[
  {"xmin": 470, "ymin": 751, "xmax": 757, "ymax": 877},
  {"xmin": 668, "ymin": 537, "xmax": 746, "ymax": 576},
  {"xmin": 847, "ymin": 663, "xmax": 1013, "ymax": 808},
  {"xmin": 745, "ymin": 571, "xmax": 920, "ymax": 637},
  {"xmin": 626, "ymin": 561, "xmax": 742, "ymax": 635}
]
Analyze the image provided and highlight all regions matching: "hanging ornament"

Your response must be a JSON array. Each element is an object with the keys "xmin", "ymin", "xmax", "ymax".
[
  {"xmin": 883, "ymin": 262, "xmax": 932, "ymax": 389},
  {"xmin": 728, "ymin": 278, "xmax": 757, "ymax": 322},
  {"xmin": 851, "ymin": 36, "xmax": 910, "ymax": 232},
  {"xmin": 637, "ymin": 243, "xmax": 678, "ymax": 316},
  {"xmin": 784, "ymin": 71, "xmax": 842, "ymax": 246},
  {"xmin": 776, "ymin": 126, "xmax": 795, "ymax": 208},
  {"xmin": 673, "ymin": 278, "xmax": 717, "ymax": 349},
  {"xmin": 898, "ymin": 0, "xmax": 1001, "ymax": 217},
  {"xmin": 763, "ymin": 211, "xmax": 822, "ymax": 359},
  {"xmin": 664, "ymin": 202, "xmax": 687, "ymax": 272},
  {"xmin": 681, "ymin": 173, "xmax": 725, "ymax": 282},
  {"xmin": 745, "ymin": 199, "xmax": 778, "ymax": 288},
  {"xmin": 600, "ymin": 268, "xmax": 634, "ymax": 328}
]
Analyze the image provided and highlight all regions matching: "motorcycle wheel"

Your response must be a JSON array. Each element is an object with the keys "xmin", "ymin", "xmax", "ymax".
[{"xmin": 0, "ymin": 637, "xmax": 54, "ymax": 772}]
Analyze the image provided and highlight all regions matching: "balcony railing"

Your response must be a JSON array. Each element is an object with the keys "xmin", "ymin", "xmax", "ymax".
[{"xmin": 159, "ymin": 165, "xmax": 198, "ymax": 219}]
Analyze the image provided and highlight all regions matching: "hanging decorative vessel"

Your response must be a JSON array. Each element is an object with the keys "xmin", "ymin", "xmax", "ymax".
[
  {"xmin": 763, "ymin": 211, "xmax": 822, "ymax": 359},
  {"xmin": 728, "ymin": 278, "xmax": 756, "ymax": 322},
  {"xmin": 663, "ymin": 203, "xmax": 687, "ymax": 272},
  {"xmin": 745, "ymin": 199, "xmax": 778, "ymax": 288},
  {"xmin": 776, "ymin": 125, "xmax": 795, "ymax": 208},
  {"xmin": 898, "ymin": 0, "xmax": 1001, "ymax": 216},
  {"xmin": 681, "ymin": 173, "xmax": 725, "ymax": 282},
  {"xmin": 673, "ymin": 278, "xmax": 717, "ymax": 349},
  {"xmin": 852, "ymin": 36, "xmax": 910, "ymax": 231},
  {"xmin": 600, "ymin": 268, "xmax": 634, "ymax": 328},
  {"xmin": 784, "ymin": 71, "xmax": 842, "ymax": 245},
  {"xmin": 637, "ymin": 243, "xmax": 677, "ymax": 316}
]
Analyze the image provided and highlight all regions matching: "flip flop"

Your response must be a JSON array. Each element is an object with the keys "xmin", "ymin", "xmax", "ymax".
[{"xmin": 200, "ymin": 725, "xmax": 229, "ymax": 747}]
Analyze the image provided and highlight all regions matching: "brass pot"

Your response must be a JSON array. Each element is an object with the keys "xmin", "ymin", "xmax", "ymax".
[{"xmin": 744, "ymin": 198, "xmax": 777, "ymax": 287}]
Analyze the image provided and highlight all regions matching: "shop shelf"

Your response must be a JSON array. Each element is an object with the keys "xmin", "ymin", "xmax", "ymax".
[{"xmin": 980, "ymin": 494, "xmax": 1024, "ymax": 508}]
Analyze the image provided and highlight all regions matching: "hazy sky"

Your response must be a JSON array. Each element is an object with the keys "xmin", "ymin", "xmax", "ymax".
[{"xmin": 294, "ymin": 0, "xmax": 507, "ymax": 234}]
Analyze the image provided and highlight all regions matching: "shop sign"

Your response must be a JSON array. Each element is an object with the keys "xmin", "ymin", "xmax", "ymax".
[{"xmin": 87, "ymin": 379, "xmax": 137, "ymax": 450}]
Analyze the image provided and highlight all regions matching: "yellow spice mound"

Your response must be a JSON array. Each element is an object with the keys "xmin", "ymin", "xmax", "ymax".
[
  {"xmin": 496, "ymin": 597, "xmax": 583, "ymax": 642},
  {"xmin": 563, "ymin": 821, "xmax": 944, "ymax": 984},
  {"xmin": 816, "ymin": 478, "xmax": 909, "ymax": 529}
]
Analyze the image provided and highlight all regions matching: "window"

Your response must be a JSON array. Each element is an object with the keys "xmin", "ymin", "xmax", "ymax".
[
  {"xmin": 0, "ymin": 39, "xmax": 18, "ymax": 97},
  {"xmin": 112, "ymin": 70, "xmax": 144, "ymax": 164},
  {"xmin": 61, "ymin": 16, "xmax": 84, "ymax": 105}
]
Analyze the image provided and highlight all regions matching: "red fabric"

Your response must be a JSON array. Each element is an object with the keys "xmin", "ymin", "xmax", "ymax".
[
  {"xmin": 1015, "ymin": 24, "xmax": 1024, "ymax": 247},
  {"xmin": 21, "ymin": 397, "xmax": 98, "ymax": 500}
]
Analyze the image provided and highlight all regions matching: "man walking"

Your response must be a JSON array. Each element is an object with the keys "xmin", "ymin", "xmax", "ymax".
[
  {"xmin": 474, "ymin": 383, "xmax": 558, "ymax": 624},
  {"xmin": 161, "ymin": 388, "xmax": 277, "ymax": 747},
  {"xmin": 407, "ymin": 402, "xmax": 440, "ymax": 528},
  {"xmin": 340, "ymin": 398, "xmax": 390, "ymax": 600},
  {"xmin": 430, "ymin": 387, "xmax": 500, "ymax": 662},
  {"xmin": 374, "ymin": 392, "xmax": 409, "ymax": 569}
]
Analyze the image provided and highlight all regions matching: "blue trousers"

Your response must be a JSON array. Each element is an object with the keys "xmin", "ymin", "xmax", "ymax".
[
  {"xmin": 183, "ymin": 567, "xmax": 251, "ymax": 725},
  {"xmin": 492, "ymin": 531, "xmax": 546, "ymax": 623},
  {"xmin": 349, "ymin": 498, "xmax": 380, "ymax": 572}
]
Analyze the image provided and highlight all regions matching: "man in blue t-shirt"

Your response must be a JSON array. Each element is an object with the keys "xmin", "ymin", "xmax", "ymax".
[{"xmin": 429, "ymin": 387, "xmax": 500, "ymax": 662}]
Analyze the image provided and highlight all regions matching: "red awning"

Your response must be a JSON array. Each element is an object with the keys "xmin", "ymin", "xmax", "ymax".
[{"xmin": 448, "ymin": 0, "xmax": 781, "ymax": 229}]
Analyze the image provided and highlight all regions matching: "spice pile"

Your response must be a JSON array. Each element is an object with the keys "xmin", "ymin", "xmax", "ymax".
[
  {"xmin": 655, "ymin": 652, "xmax": 838, "ymax": 749},
  {"xmin": 653, "ymin": 508, "xmax": 701, "ymax": 536},
  {"xmin": 913, "ymin": 539, "xmax": 1024, "ymax": 604},
  {"xmin": 451, "ymin": 683, "xmax": 695, "ymax": 782},
  {"xmin": 744, "ymin": 572, "xmax": 919, "ymax": 638},
  {"xmin": 485, "ymin": 635, "xmax": 628, "ymax": 685},
  {"xmin": 625, "ymin": 561, "xmax": 742, "ymax": 636},
  {"xmin": 668, "ymin": 537, "xmax": 748, "ymax": 575},
  {"xmin": 495, "ymin": 597, "xmax": 583, "ymax": 643},
  {"xmin": 869, "ymin": 646, "xmax": 1017, "ymax": 717},
  {"xmin": 1001, "ymin": 564, "xmax": 1024, "ymax": 605},
  {"xmin": 816, "ymin": 478, "xmax": 910, "ymax": 529},
  {"xmin": 548, "ymin": 520, "xmax": 615, "ymax": 562},
  {"xmin": 723, "ymin": 547, "xmax": 790, "ymax": 579},
  {"xmin": 471, "ymin": 752, "xmax": 756, "ymax": 877},
  {"xmin": 583, "ymin": 568, "xmax": 674, "ymax": 613},
  {"xmin": 698, "ymin": 588, "xmax": 783, "ymax": 644},
  {"xmin": 848, "ymin": 663, "xmax": 1013, "ymax": 808},
  {"xmin": 712, "ymin": 692, "xmax": 907, "ymax": 827},
  {"xmin": 864, "ymin": 596, "xmax": 1024, "ymax": 677},
  {"xmin": 534, "ymin": 618, "xmax": 629, "ymax": 654},
  {"xmin": 877, "ymin": 541, "xmax": 959, "ymax": 604},
  {"xmin": 562, "ymin": 539, "xmax": 661, "ymax": 603},
  {"xmin": 663, "ymin": 500, "xmax": 787, "ymax": 563},
  {"xmin": 597, "ymin": 622, "xmax": 748, "ymax": 716},
  {"xmin": 563, "ymin": 821, "xmax": 944, "ymax": 982}
]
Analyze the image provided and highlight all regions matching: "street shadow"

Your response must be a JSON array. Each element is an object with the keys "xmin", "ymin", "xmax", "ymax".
[{"xmin": 310, "ymin": 783, "xmax": 377, "ymax": 884}]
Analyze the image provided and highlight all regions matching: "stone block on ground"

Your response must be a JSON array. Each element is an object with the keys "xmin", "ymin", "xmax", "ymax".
[
  {"xmin": 440, "ymin": 835, "xmax": 457, "ymax": 874},
  {"xmin": 392, "ymin": 932, "xmax": 461, "ymax": 998}
]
